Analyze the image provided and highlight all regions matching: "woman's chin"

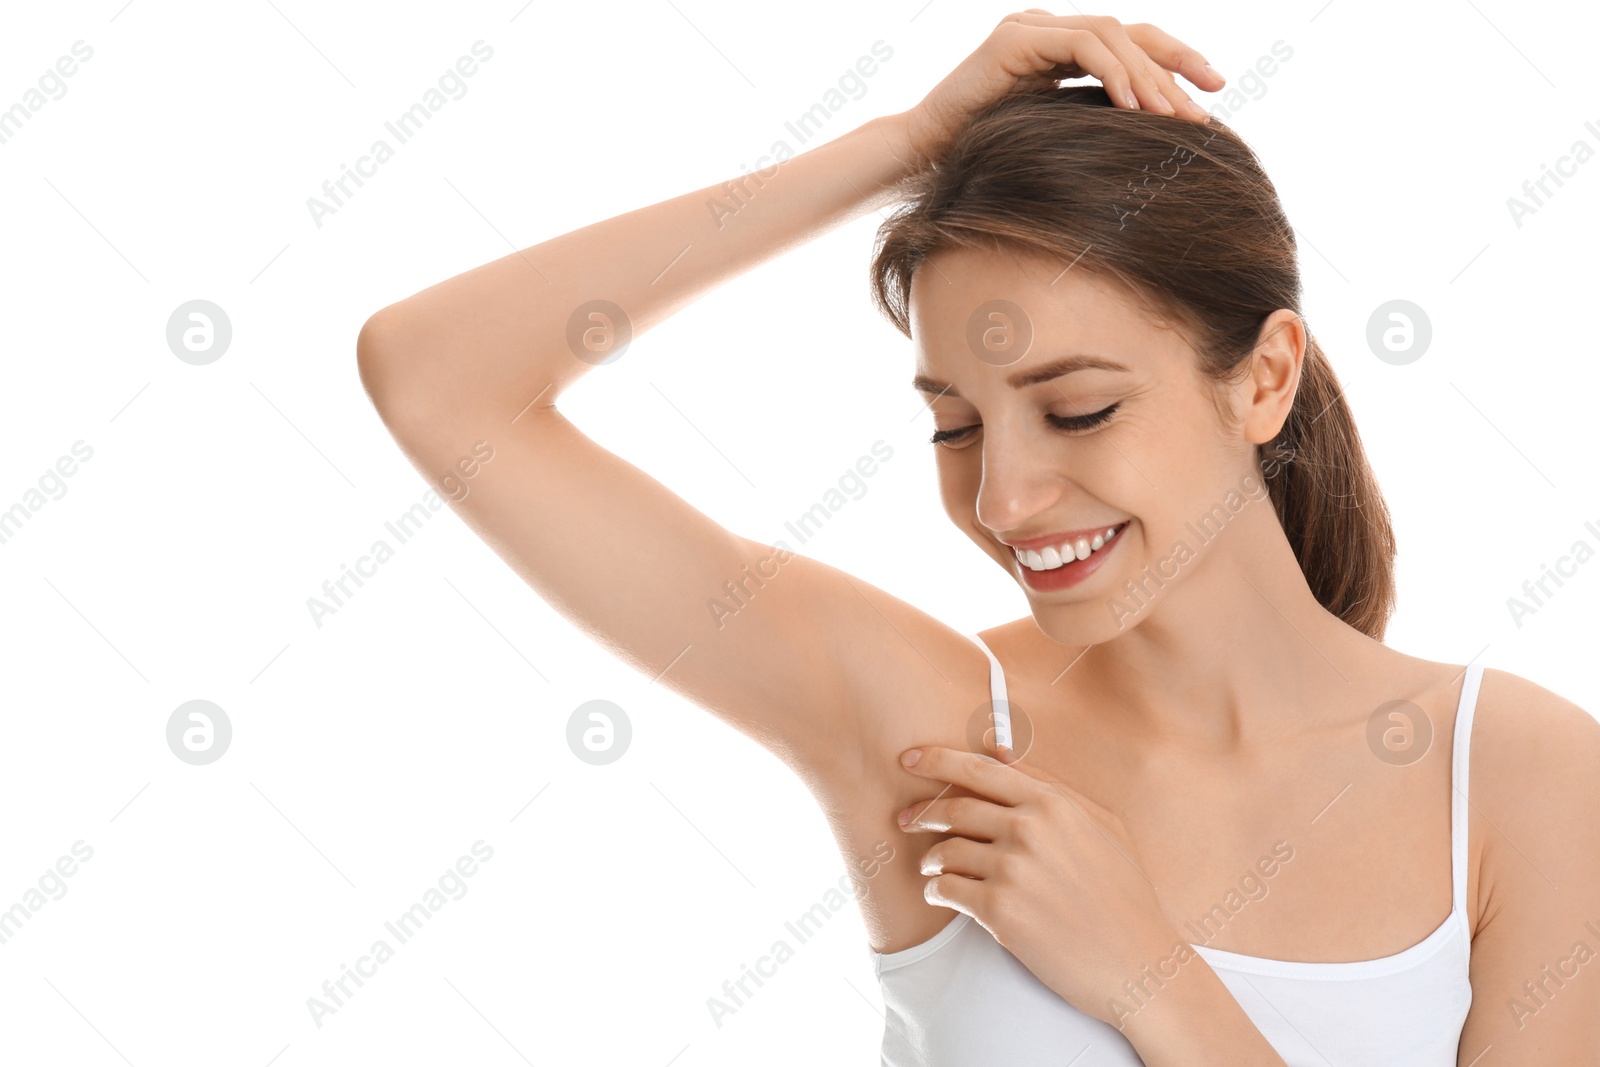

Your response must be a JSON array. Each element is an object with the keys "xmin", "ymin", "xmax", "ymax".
[{"xmin": 1024, "ymin": 595, "xmax": 1137, "ymax": 649}]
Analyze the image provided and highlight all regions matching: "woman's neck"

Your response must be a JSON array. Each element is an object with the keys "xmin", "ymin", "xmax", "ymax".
[{"xmin": 1024, "ymin": 506, "xmax": 1381, "ymax": 751}]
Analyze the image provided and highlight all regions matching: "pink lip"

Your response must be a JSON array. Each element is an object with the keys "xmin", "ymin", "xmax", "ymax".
[{"xmin": 1001, "ymin": 520, "xmax": 1129, "ymax": 554}]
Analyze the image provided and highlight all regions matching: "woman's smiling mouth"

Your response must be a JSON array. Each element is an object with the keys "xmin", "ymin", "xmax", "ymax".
[{"xmin": 1005, "ymin": 521, "xmax": 1130, "ymax": 590}]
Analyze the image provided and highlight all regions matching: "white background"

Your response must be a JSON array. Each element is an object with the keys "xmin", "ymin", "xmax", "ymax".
[{"xmin": 1, "ymin": 0, "xmax": 1596, "ymax": 1064}]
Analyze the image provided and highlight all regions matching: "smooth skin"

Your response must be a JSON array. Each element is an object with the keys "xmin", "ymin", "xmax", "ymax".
[{"xmin": 358, "ymin": 12, "xmax": 1600, "ymax": 1065}]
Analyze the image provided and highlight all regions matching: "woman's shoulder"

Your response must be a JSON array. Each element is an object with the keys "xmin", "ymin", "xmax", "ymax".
[
  {"xmin": 1358, "ymin": 647, "xmax": 1597, "ymax": 767},
  {"xmin": 1469, "ymin": 663, "xmax": 1600, "ymax": 792},
  {"xmin": 1456, "ymin": 663, "xmax": 1600, "ymax": 949},
  {"xmin": 1362, "ymin": 645, "xmax": 1593, "ymax": 766}
]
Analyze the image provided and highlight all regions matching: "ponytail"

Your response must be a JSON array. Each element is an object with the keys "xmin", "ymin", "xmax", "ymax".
[{"xmin": 1260, "ymin": 335, "xmax": 1396, "ymax": 638}]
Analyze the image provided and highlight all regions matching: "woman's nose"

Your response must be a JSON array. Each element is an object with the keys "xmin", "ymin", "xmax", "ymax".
[{"xmin": 974, "ymin": 437, "xmax": 1067, "ymax": 535}]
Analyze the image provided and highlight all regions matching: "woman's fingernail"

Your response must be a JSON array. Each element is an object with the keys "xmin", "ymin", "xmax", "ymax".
[
  {"xmin": 897, "ymin": 808, "xmax": 912, "ymax": 826},
  {"xmin": 901, "ymin": 748, "xmax": 922, "ymax": 767},
  {"xmin": 1204, "ymin": 63, "xmax": 1223, "ymax": 82}
]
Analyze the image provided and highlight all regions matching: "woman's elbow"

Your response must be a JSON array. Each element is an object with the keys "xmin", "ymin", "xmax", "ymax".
[{"xmin": 356, "ymin": 308, "xmax": 416, "ymax": 419}]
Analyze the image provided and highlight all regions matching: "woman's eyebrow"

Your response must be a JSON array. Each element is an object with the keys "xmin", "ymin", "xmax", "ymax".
[{"xmin": 911, "ymin": 354, "xmax": 1132, "ymax": 398}]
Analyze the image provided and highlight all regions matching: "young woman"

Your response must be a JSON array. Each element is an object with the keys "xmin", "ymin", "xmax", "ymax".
[{"xmin": 355, "ymin": 13, "xmax": 1600, "ymax": 1065}]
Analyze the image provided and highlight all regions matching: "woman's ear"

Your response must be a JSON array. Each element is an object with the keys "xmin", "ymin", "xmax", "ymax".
[{"xmin": 1241, "ymin": 309, "xmax": 1306, "ymax": 446}]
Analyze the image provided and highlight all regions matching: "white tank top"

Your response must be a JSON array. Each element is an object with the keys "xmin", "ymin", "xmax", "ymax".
[{"xmin": 869, "ymin": 633, "xmax": 1479, "ymax": 1065}]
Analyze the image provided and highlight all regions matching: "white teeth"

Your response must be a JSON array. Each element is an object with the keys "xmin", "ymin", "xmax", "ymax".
[{"xmin": 1014, "ymin": 525, "xmax": 1123, "ymax": 571}]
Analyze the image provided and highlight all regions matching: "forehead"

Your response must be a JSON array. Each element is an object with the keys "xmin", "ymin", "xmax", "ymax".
[{"xmin": 909, "ymin": 244, "xmax": 1176, "ymax": 378}]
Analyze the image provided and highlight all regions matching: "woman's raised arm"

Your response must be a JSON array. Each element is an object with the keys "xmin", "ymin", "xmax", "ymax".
[
  {"xmin": 352, "ymin": 12, "xmax": 1219, "ymax": 779},
  {"xmin": 354, "ymin": 112, "xmax": 924, "ymax": 772}
]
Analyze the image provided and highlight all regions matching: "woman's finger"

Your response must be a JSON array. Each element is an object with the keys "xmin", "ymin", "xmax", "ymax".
[
  {"xmin": 1116, "ymin": 24, "xmax": 1213, "ymax": 120},
  {"xmin": 922, "ymin": 871, "xmax": 984, "ymax": 916},
  {"xmin": 999, "ymin": 14, "xmax": 1170, "ymax": 115},
  {"xmin": 1136, "ymin": 53, "xmax": 1209, "ymax": 121},
  {"xmin": 1125, "ymin": 21, "xmax": 1226, "ymax": 91},
  {"xmin": 920, "ymin": 836, "xmax": 992, "ymax": 878},
  {"xmin": 1081, "ymin": 19, "xmax": 1181, "ymax": 116},
  {"xmin": 900, "ymin": 745, "xmax": 1034, "ymax": 805},
  {"xmin": 899, "ymin": 793, "xmax": 1008, "ymax": 840},
  {"xmin": 1013, "ymin": 25, "xmax": 1144, "ymax": 112},
  {"xmin": 1014, "ymin": 14, "xmax": 1219, "ymax": 121}
]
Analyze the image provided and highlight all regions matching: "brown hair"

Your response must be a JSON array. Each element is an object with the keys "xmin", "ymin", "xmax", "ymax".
[{"xmin": 869, "ymin": 85, "xmax": 1396, "ymax": 639}]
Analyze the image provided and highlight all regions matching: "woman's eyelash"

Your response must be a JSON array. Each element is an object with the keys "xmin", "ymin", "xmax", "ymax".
[
  {"xmin": 928, "ymin": 403, "xmax": 1121, "ymax": 445},
  {"xmin": 1049, "ymin": 402, "xmax": 1121, "ymax": 432}
]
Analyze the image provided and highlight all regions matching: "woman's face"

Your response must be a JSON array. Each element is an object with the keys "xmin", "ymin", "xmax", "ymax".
[{"xmin": 909, "ymin": 244, "xmax": 1290, "ymax": 645}]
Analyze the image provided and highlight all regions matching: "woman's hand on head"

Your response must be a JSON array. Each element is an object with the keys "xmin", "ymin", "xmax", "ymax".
[{"xmin": 900, "ymin": 12, "xmax": 1224, "ymax": 167}]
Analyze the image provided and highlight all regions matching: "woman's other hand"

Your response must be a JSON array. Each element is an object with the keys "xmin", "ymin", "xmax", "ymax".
[{"xmin": 901, "ymin": 12, "xmax": 1225, "ymax": 167}]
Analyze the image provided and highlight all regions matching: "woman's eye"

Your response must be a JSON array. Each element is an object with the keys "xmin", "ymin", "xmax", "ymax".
[
  {"xmin": 928, "ymin": 425, "xmax": 976, "ymax": 446},
  {"xmin": 928, "ymin": 403, "xmax": 1120, "ymax": 447},
  {"xmin": 1049, "ymin": 402, "xmax": 1120, "ymax": 432}
]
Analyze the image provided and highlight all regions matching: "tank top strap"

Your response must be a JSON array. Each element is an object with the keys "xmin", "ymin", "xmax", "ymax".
[
  {"xmin": 1450, "ymin": 659, "xmax": 1486, "ymax": 922},
  {"xmin": 967, "ymin": 632, "xmax": 1012, "ymax": 752}
]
